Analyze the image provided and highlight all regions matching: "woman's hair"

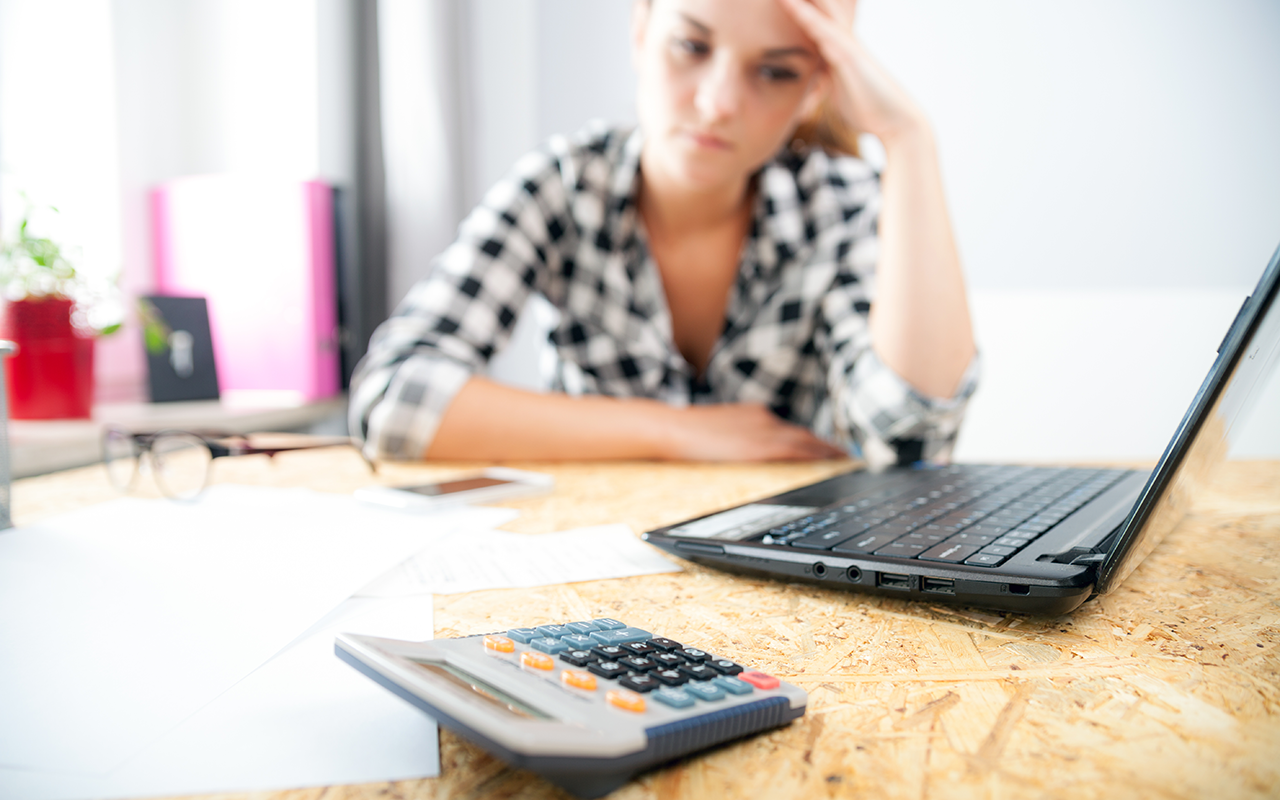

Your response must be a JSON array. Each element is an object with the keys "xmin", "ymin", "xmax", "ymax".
[{"xmin": 791, "ymin": 97, "xmax": 860, "ymax": 157}]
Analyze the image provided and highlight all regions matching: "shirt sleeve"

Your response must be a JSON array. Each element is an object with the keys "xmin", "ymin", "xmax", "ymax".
[
  {"xmin": 349, "ymin": 150, "xmax": 573, "ymax": 460},
  {"xmin": 817, "ymin": 172, "xmax": 980, "ymax": 468}
]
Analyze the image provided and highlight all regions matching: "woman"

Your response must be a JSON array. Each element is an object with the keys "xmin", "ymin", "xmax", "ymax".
[{"xmin": 350, "ymin": 0, "xmax": 977, "ymax": 466}]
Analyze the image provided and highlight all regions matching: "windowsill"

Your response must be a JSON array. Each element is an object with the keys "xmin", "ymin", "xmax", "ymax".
[{"xmin": 8, "ymin": 394, "xmax": 349, "ymax": 479}]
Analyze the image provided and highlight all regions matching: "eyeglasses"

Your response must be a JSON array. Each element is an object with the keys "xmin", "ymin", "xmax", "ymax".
[{"xmin": 102, "ymin": 426, "xmax": 374, "ymax": 500}]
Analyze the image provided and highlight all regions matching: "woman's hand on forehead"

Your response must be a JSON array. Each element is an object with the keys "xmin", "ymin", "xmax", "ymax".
[{"xmin": 776, "ymin": 0, "xmax": 925, "ymax": 146}]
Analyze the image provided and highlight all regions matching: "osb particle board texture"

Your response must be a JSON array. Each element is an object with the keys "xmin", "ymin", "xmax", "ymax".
[{"xmin": 13, "ymin": 454, "xmax": 1280, "ymax": 800}]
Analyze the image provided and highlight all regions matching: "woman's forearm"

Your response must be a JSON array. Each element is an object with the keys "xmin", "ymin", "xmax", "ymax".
[
  {"xmin": 424, "ymin": 377, "xmax": 845, "ymax": 462},
  {"xmin": 426, "ymin": 377, "xmax": 672, "ymax": 460},
  {"xmin": 868, "ymin": 121, "xmax": 977, "ymax": 399}
]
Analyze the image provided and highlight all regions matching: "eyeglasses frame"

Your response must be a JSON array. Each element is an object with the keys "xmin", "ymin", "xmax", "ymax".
[{"xmin": 102, "ymin": 425, "xmax": 375, "ymax": 498}]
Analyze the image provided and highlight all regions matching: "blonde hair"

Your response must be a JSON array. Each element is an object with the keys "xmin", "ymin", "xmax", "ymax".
[{"xmin": 791, "ymin": 97, "xmax": 860, "ymax": 158}]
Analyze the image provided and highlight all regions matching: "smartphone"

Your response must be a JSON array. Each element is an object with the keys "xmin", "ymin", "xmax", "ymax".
[{"xmin": 353, "ymin": 467, "xmax": 553, "ymax": 510}]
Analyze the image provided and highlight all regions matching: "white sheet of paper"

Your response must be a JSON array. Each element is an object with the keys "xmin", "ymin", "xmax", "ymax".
[
  {"xmin": 357, "ymin": 523, "xmax": 682, "ymax": 596},
  {"xmin": 0, "ymin": 595, "xmax": 440, "ymax": 800},
  {"xmin": 0, "ymin": 485, "xmax": 507, "ymax": 776}
]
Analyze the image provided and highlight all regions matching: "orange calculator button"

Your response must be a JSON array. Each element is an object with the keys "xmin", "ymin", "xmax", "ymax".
[
  {"xmin": 606, "ymin": 689, "xmax": 646, "ymax": 713},
  {"xmin": 560, "ymin": 669, "xmax": 598, "ymax": 691},
  {"xmin": 483, "ymin": 635, "xmax": 515, "ymax": 653},
  {"xmin": 520, "ymin": 651, "xmax": 555, "ymax": 670},
  {"xmin": 738, "ymin": 670, "xmax": 780, "ymax": 690}
]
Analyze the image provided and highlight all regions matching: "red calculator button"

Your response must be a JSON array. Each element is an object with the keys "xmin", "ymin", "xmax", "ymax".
[{"xmin": 739, "ymin": 670, "xmax": 780, "ymax": 690}]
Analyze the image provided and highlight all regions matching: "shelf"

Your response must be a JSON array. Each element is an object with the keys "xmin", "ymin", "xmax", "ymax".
[{"xmin": 7, "ymin": 393, "xmax": 348, "ymax": 478}]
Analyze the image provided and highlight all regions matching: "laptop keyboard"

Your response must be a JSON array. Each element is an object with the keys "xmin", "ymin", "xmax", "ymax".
[{"xmin": 760, "ymin": 465, "xmax": 1131, "ymax": 568}]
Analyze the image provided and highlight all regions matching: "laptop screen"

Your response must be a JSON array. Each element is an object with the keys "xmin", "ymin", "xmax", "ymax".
[{"xmin": 1098, "ymin": 245, "xmax": 1280, "ymax": 593}]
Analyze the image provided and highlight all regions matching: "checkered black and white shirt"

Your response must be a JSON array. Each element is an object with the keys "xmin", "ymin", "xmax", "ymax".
[{"xmin": 350, "ymin": 123, "xmax": 977, "ymax": 464}]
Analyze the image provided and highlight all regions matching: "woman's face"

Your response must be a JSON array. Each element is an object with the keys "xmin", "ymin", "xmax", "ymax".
[{"xmin": 633, "ymin": 0, "xmax": 826, "ymax": 193}]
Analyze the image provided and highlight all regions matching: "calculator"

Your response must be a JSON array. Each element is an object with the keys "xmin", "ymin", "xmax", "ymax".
[{"xmin": 335, "ymin": 618, "xmax": 808, "ymax": 798}]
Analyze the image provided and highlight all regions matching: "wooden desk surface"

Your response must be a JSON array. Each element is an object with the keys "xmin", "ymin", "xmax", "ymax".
[{"xmin": 13, "ymin": 454, "xmax": 1280, "ymax": 799}]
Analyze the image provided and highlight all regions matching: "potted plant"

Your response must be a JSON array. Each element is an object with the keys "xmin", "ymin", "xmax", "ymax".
[{"xmin": 0, "ymin": 203, "xmax": 119, "ymax": 419}]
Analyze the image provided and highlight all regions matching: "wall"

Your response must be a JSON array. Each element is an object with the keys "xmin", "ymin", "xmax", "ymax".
[
  {"xmin": 0, "ymin": 0, "xmax": 358, "ymax": 401},
  {"xmin": 464, "ymin": 0, "xmax": 1280, "ymax": 460}
]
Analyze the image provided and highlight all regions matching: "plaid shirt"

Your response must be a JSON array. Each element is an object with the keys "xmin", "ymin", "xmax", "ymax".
[{"xmin": 350, "ymin": 123, "xmax": 977, "ymax": 464}]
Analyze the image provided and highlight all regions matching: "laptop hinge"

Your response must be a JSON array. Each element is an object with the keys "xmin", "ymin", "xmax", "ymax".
[{"xmin": 1043, "ymin": 547, "xmax": 1108, "ymax": 566}]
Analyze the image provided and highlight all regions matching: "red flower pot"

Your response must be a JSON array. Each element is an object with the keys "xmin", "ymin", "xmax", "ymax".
[{"xmin": 1, "ymin": 297, "xmax": 95, "ymax": 419}]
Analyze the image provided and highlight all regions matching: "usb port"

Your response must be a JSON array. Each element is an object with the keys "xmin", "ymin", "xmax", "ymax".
[
  {"xmin": 921, "ymin": 577, "xmax": 955, "ymax": 595},
  {"xmin": 876, "ymin": 572, "xmax": 910, "ymax": 590}
]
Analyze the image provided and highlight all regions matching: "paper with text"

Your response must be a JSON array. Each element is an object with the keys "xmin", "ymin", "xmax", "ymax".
[{"xmin": 357, "ymin": 523, "xmax": 682, "ymax": 596}]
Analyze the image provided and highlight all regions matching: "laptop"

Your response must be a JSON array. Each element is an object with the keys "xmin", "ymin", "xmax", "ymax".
[{"xmin": 644, "ymin": 243, "xmax": 1280, "ymax": 615}]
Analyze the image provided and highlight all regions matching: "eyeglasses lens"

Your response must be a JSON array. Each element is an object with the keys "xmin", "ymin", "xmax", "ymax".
[
  {"xmin": 150, "ymin": 432, "xmax": 213, "ymax": 500},
  {"xmin": 103, "ymin": 428, "xmax": 140, "ymax": 491}
]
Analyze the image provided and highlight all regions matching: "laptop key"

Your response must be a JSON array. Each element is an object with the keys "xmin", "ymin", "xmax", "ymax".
[
  {"xmin": 830, "ymin": 530, "xmax": 903, "ymax": 554},
  {"xmin": 919, "ymin": 542, "xmax": 980, "ymax": 563},
  {"xmin": 960, "ymin": 524, "xmax": 1012, "ymax": 538},
  {"xmin": 979, "ymin": 545, "xmax": 1017, "ymax": 557},
  {"xmin": 790, "ymin": 526, "xmax": 865, "ymax": 550},
  {"xmin": 899, "ymin": 531, "xmax": 948, "ymax": 545},
  {"xmin": 964, "ymin": 553, "xmax": 1007, "ymax": 567},
  {"xmin": 993, "ymin": 535, "xmax": 1033, "ymax": 548},
  {"xmin": 946, "ymin": 532, "xmax": 995, "ymax": 546},
  {"xmin": 873, "ymin": 540, "xmax": 929, "ymax": 558}
]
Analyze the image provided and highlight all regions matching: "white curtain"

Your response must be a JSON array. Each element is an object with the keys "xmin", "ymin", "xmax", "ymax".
[{"xmin": 376, "ymin": 0, "xmax": 471, "ymax": 311}]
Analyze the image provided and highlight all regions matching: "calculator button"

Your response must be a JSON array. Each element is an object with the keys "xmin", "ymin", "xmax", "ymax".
[
  {"xmin": 673, "ymin": 647, "xmax": 708, "ymax": 663},
  {"xmin": 589, "ymin": 627, "xmax": 652, "ymax": 646},
  {"xmin": 587, "ymin": 660, "xmax": 630, "ymax": 679},
  {"xmin": 619, "ymin": 640, "xmax": 658, "ymax": 656},
  {"xmin": 520, "ymin": 651, "xmax": 555, "ymax": 671},
  {"xmin": 560, "ymin": 669, "xmax": 598, "ymax": 692},
  {"xmin": 590, "ymin": 644, "xmax": 626, "ymax": 660},
  {"xmin": 684, "ymin": 681, "xmax": 726, "ymax": 702},
  {"xmin": 677, "ymin": 664, "xmax": 718, "ymax": 681},
  {"xmin": 647, "ymin": 637, "xmax": 682, "ymax": 651},
  {"xmin": 482, "ymin": 635, "xmax": 515, "ymax": 653},
  {"xmin": 564, "ymin": 620, "xmax": 601, "ymax": 635},
  {"xmin": 651, "ymin": 652, "xmax": 684, "ymax": 668},
  {"xmin": 558, "ymin": 649, "xmax": 597, "ymax": 667},
  {"xmin": 705, "ymin": 658, "xmax": 744, "ymax": 675},
  {"xmin": 738, "ymin": 670, "xmax": 780, "ymax": 690},
  {"xmin": 606, "ymin": 688, "xmax": 646, "ymax": 713},
  {"xmin": 652, "ymin": 668, "xmax": 689, "ymax": 686},
  {"xmin": 652, "ymin": 687, "xmax": 696, "ymax": 709},
  {"xmin": 618, "ymin": 656, "xmax": 657, "ymax": 672},
  {"xmin": 713, "ymin": 676, "xmax": 754, "ymax": 695},
  {"xmin": 618, "ymin": 673, "xmax": 660, "ymax": 693},
  {"xmin": 592, "ymin": 618, "xmax": 627, "ymax": 630},
  {"xmin": 561, "ymin": 634, "xmax": 597, "ymax": 649},
  {"xmin": 535, "ymin": 624, "xmax": 571, "ymax": 639},
  {"xmin": 506, "ymin": 627, "xmax": 539, "ymax": 644},
  {"xmin": 530, "ymin": 637, "xmax": 569, "ymax": 654}
]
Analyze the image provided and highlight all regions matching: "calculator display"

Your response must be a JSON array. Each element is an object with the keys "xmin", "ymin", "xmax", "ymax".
[{"xmin": 411, "ymin": 659, "xmax": 552, "ymax": 720}]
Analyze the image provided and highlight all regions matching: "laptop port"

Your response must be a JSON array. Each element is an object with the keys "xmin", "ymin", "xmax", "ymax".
[
  {"xmin": 812, "ymin": 562, "xmax": 827, "ymax": 578},
  {"xmin": 921, "ymin": 577, "xmax": 955, "ymax": 595},
  {"xmin": 1008, "ymin": 583, "xmax": 1031, "ymax": 595},
  {"xmin": 876, "ymin": 572, "xmax": 910, "ymax": 590},
  {"xmin": 845, "ymin": 566, "xmax": 862, "ymax": 583}
]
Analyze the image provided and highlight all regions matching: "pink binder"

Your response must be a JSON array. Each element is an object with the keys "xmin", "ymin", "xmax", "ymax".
[{"xmin": 151, "ymin": 176, "xmax": 339, "ymax": 402}]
